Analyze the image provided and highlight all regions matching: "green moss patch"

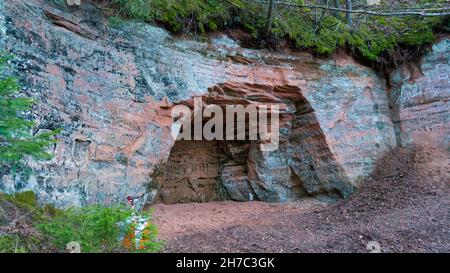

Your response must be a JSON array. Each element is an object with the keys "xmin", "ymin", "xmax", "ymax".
[{"xmin": 108, "ymin": 0, "xmax": 449, "ymax": 63}]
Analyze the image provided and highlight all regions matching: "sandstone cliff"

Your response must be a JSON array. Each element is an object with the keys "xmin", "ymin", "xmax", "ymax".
[{"xmin": 0, "ymin": 0, "xmax": 448, "ymax": 207}]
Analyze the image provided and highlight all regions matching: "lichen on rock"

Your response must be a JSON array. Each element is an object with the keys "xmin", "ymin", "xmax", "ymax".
[
  {"xmin": 390, "ymin": 38, "xmax": 450, "ymax": 148},
  {"xmin": 0, "ymin": 0, "xmax": 448, "ymax": 207}
]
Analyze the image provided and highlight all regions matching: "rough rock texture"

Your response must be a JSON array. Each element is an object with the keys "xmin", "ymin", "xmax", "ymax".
[
  {"xmin": 218, "ymin": 141, "xmax": 255, "ymax": 202},
  {"xmin": 3, "ymin": 0, "xmax": 444, "ymax": 207},
  {"xmin": 390, "ymin": 38, "xmax": 450, "ymax": 148},
  {"xmin": 184, "ymin": 83, "xmax": 356, "ymax": 201},
  {"xmin": 155, "ymin": 140, "xmax": 224, "ymax": 204},
  {"xmin": 1, "ymin": 0, "xmax": 176, "ymax": 206}
]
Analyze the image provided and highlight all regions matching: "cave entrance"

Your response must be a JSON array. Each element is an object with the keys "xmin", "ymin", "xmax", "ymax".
[
  {"xmin": 154, "ymin": 140, "xmax": 255, "ymax": 204},
  {"xmin": 153, "ymin": 82, "xmax": 344, "ymax": 204}
]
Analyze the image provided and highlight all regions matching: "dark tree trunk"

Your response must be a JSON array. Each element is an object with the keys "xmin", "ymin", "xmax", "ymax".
[
  {"xmin": 346, "ymin": 0, "xmax": 353, "ymax": 26},
  {"xmin": 334, "ymin": 0, "xmax": 342, "ymax": 18},
  {"xmin": 265, "ymin": 0, "xmax": 275, "ymax": 38}
]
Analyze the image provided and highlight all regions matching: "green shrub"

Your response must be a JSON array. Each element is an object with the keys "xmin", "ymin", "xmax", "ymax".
[
  {"xmin": 0, "ymin": 192, "xmax": 163, "ymax": 253},
  {"xmin": 349, "ymin": 15, "xmax": 444, "ymax": 61},
  {"xmin": 111, "ymin": 0, "xmax": 244, "ymax": 33},
  {"xmin": 3, "ymin": 190, "xmax": 37, "ymax": 207},
  {"xmin": 0, "ymin": 236, "xmax": 28, "ymax": 253},
  {"xmin": 38, "ymin": 205, "xmax": 163, "ymax": 253},
  {"xmin": 0, "ymin": 192, "xmax": 47, "ymax": 253},
  {"xmin": 109, "ymin": 15, "xmax": 126, "ymax": 28},
  {"xmin": 38, "ymin": 206, "xmax": 122, "ymax": 252},
  {"xmin": 270, "ymin": 11, "xmax": 351, "ymax": 54},
  {"xmin": 0, "ymin": 53, "xmax": 59, "ymax": 165},
  {"xmin": 108, "ymin": 0, "xmax": 448, "ymax": 63}
]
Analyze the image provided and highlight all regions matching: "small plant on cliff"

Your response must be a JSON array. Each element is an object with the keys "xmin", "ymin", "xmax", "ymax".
[
  {"xmin": 108, "ymin": 0, "xmax": 449, "ymax": 63},
  {"xmin": 0, "ymin": 53, "xmax": 58, "ymax": 165}
]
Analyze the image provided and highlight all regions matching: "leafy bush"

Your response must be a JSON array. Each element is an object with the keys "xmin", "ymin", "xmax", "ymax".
[
  {"xmin": 38, "ymin": 205, "xmax": 163, "ymax": 253},
  {"xmin": 8, "ymin": 190, "xmax": 38, "ymax": 207},
  {"xmin": 270, "ymin": 8, "xmax": 351, "ymax": 54},
  {"xmin": 0, "ymin": 191, "xmax": 163, "ymax": 253},
  {"xmin": 349, "ymin": 15, "xmax": 444, "ymax": 61},
  {"xmin": 0, "ymin": 192, "xmax": 47, "ymax": 253},
  {"xmin": 0, "ymin": 236, "xmax": 31, "ymax": 253},
  {"xmin": 38, "ymin": 205, "xmax": 132, "ymax": 252}
]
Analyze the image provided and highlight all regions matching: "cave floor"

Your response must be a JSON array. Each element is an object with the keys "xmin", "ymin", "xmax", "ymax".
[{"xmin": 150, "ymin": 145, "xmax": 450, "ymax": 253}]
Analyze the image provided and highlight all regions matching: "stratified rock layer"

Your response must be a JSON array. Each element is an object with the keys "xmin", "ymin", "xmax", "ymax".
[
  {"xmin": 155, "ymin": 140, "xmax": 223, "ymax": 204},
  {"xmin": 0, "ymin": 0, "xmax": 446, "ymax": 207}
]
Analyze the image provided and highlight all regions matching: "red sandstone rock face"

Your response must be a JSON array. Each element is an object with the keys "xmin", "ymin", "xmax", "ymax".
[
  {"xmin": 0, "ymin": 0, "xmax": 176, "ymax": 206},
  {"xmin": 168, "ymin": 82, "xmax": 354, "ymax": 201},
  {"xmin": 155, "ymin": 141, "xmax": 223, "ymax": 204},
  {"xmin": 2, "ymin": 0, "xmax": 445, "ymax": 207}
]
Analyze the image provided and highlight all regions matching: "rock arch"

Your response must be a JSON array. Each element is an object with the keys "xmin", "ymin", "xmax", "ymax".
[{"xmin": 154, "ymin": 83, "xmax": 354, "ymax": 204}]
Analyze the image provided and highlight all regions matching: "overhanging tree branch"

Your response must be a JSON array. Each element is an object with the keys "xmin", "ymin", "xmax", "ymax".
[{"xmin": 250, "ymin": 0, "xmax": 450, "ymax": 17}]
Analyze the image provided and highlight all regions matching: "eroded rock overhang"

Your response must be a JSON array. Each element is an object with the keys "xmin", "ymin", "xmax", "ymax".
[
  {"xmin": 2, "ymin": 0, "xmax": 447, "ymax": 207},
  {"xmin": 158, "ymin": 82, "xmax": 355, "ymax": 203},
  {"xmin": 389, "ymin": 38, "xmax": 450, "ymax": 148}
]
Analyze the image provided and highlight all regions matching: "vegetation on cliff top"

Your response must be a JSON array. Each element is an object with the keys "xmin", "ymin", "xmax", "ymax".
[{"xmin": 109, "ymin": 0, "xmax": 449, "ymax": 63}]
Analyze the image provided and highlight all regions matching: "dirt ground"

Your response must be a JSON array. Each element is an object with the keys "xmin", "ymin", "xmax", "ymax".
[{"xmin": 151, "ymin": 145, "xmax": 450, "ymax": 253}]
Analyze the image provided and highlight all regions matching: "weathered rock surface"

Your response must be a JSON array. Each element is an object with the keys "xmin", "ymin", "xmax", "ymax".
[
  {"xmin": 155, "ymin": 140, "xmax": 224, "ymax": 204},
  {"xmin": 390, "ymin": 38, "xmax": 450, "ymax": 148},
  {"xmin": 0, "ymin": 0, "xmax": 446, "ymax": 207}
]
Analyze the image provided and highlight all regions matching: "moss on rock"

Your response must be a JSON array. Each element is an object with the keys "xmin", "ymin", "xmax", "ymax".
[{"xmin": 108, "ymin": 0, "xmax": 449, "ymax": 63}]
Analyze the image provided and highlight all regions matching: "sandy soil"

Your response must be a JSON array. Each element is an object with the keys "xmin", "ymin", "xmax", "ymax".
[{"xmin": 151, "ymin": 145, "xmax": 450, "ymax": 253}]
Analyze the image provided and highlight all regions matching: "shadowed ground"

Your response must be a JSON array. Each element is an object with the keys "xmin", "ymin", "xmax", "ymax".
[{"xmin": 152, "ymin": 145, "xmax": 450, "ymax": 253}]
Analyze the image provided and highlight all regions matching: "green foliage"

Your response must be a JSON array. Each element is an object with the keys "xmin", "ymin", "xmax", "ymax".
[
  {"xmin": 349, "ymin": 15, "xmax": 443, "ymax": 61},
  {"xmin": 109, "ymin": 0, "xmax": 448, "ymax": 62},
  {"xmin": 0, "ymin": 54, "xmax": 59, "ymax": 165},
  {"xmin": 0, "ymin": 192, "xmax": 46, "ymax": 253},
  {"xmin": 0, "ymin": 191, "xmax": 163, "ymax": 253},
  {"xmin": 38, "ymin": 205, "xmax": 136, "ymax": 252},
  {"xmin": 38, "ymin": 205, "xmax": 164, "ymax": 253},
  {"xmin": 9, "ymin": 190, "xmax": 37, "ymax": 206},
  {"xmin": 0, "ymin": 236, "xmax": 30, "ymax": 253},
  {"xmin": 109, "ymin": 15, "xmax": 126, "ymax": 28},
  {"xmin": 0, "ymin": 234, "xmax": 43, "ymax": 253},
  {"xmin": 271, "ymin": 10, "xmax": 351, "ymax": 54},
  {"xmin": 123, "ymin": 209, "xmax": 164, "ymax": 253},
  {"xmin": 111, "ymin": 0, "xmax": 244, "ymax": 33},
  {"xmin": 5, "ymin": 190, "xmax": 38, "ymax": 213}
]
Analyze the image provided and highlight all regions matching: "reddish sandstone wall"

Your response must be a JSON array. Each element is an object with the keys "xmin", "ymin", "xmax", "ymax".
[{"xmin": 0, "ymin": 0, "xmax": 446, "ymax": 206}]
